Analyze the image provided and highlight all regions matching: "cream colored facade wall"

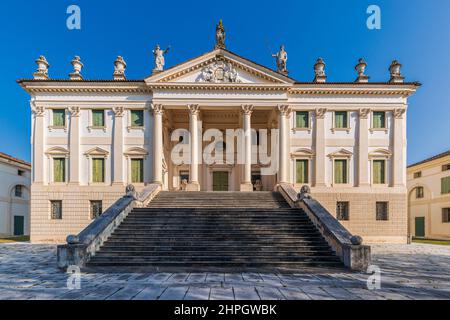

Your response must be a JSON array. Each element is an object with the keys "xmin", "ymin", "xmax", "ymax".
[
  {"xmin": 0, "ymin": 160, "xmax": 31, "ymax": 237},
  {"xmin": 407, "ymin": 155, "xmax": 450, "ymax": 240}
]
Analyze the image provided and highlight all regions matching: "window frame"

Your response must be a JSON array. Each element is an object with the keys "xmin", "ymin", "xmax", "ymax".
[
  {"xmin": 295, "ymin": 158, "xmax": 310, "ymax": 185},
  {"xmin": 293, "ymin": 111, "xmax": 312, "ymax": 132},
  {"xmin": 416, "ymin": 186, "xmax": 424, "ymax": 199},
  {"xmin": 371, "ymin": 158, "xmax": 387, "ymax": 185},
  {"xmin": 49, "ymin": 109, "xmax": 67, "ymax": 131},
  {"xmin": 50, "ymin": 200, "xmax": 63, "ymax": 220},
  {"xmin": 441, "ymin": 176, "xmax": 450, "ymax": 195},
  {"xmin": 413, "ymin": 171, "xmax": 422, "ymax": 179},
  {"xmin": 14, "ymin": 185, "xmax": 23, "ymax": 198},
  {"xmin": 442, "ymin": 208, "xmax": 450, "ymax": 223},
  {"xmin": 128, "ymin": 109, "xmax": 145, "ymax": 131},
  {"xmin": 371, "ymin": 111, "xmax": 387, "ymax": 131},
  {"xmin": 336, "ymin": 201, "xmax": 350, "ymax": 221},
  {"xmin": 88, "ymin": 109, "xmax": 107, "ymax": 132},
  {"xmin": 91, "ymin": 158, "xmax": 106, "ymax": 184},
  {"xmin": 333, "ymin": 158, "xmax": 349, "ymax": 185},
  {"xmin": 332, "ymin": 111, "xmax": 350, "ymax": 132},
  {"xmin": 442, "ymin": 164, "xmax": 450, "ymax": 172},
  {"xmin": 90, "ymin": 200, "xmax": 103, "ymax": 220},
  {"xmin": 52, "ymin": 157, "xmax": 67, "ymax": 184},
  {"xmin": 130, "ymin": 158, "xmax": 144, "ymax": 184},
  {"xmin": 45, "ymin": 147, "xmax": 70, "ymax": 185},
  {"xmin": 376, "ymin": 202, "xmax": 389, "ymax": 221}
]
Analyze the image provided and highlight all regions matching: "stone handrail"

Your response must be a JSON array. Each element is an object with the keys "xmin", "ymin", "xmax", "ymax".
[
  {"xmin": 277, "ymin": 183, "xmax": 371, "ymax": 271},
  {"xmin": 57, "ymin": 184, "xmax": 161, "ymax": 269}
]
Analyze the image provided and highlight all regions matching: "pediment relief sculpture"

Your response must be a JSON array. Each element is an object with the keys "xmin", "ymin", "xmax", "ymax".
[{"xmin": 198, "ymin": 61, "xmax": 241, "ymax": 83}]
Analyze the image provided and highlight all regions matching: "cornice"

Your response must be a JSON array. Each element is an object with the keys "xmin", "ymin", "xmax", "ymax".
[
  {"xmin": 17, "ymin": 80, "xmax": 150, "ymax": 94},
  {"xmin": 148, "ymin": 83, "xmax": 291, "ymax": 91}
]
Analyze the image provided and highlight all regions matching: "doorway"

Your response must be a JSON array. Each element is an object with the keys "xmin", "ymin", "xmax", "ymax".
[
  {"xmin": 13, "ymin": 216, "xmax": 24, "ymax": 236},
  {"xmin": 213, "ymin": 171, "xmax": 229, "ymax": 191},
  {"xmin": 415, "ymin": 217, "xmax": 425, "ymax": 237}
]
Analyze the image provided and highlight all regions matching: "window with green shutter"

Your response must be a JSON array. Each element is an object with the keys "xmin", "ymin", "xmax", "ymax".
[
  {"xmin": 53, "ymin": 158, "xmax": 66, "ymax": 183},
  {"xmin": 373, "ymin": 160, "xmax": 386, "ymax": 184},
  {"xmin": 92, "ymin": 158, "xmax": 105, "ymax": 183},
  {"xmin": 372, "ymin": 111, "xmax": 386, "ymax": 129},
  {"xmin": 296, "ymin": 112, "xmax": 309, "ymax": 128},
  {"xmin": 131, "ymin": 159, "xmax": 144, "ymax": 183},
  {"xmin": 53, "ymin": 109, "xmax": 65, "ymax": 127},
  {"xmin": 441, "ymin": 176, "xmax": 450, "ymax": 194},
  {"xmin": 92, "ymin": 110, "xmax": 105, "ymax": 127},
  {"xmin": 130, "ymin": 110, "xmax": 144, "ymax": 127},
  {"xmin": 296, "ymin": 159, "xmax": 309, "ymax": 184},
  {"xmin": 334, "ymin": 159, "xmax": 348, "ymax": 184},
  {"xmin": 334, "ymin": 111, "xmax": 348, "ymax": 128}
]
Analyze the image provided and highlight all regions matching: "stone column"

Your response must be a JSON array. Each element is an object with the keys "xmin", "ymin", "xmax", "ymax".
[
  {"xmin": 277, "ymin": 105, "xmax": 291, "ymax": 184},
  {"xmin": 68, "ymin": 107, "xmax": 81, "ymax": 185},
  {"xmin": 112, "ymin": 107, "xmax": 125, "ymax": 185},
  {"xmin": 314, "ymin": 108, "xmax": 327, "ymax": 187},
  {"xmin": 240, "ymin": 104, "xmax": 254, "ymax": 191},
  {"xmin": 393, "ymin": 108, "xmax": 406, "ymax": 187},
  {"xmin": 187, "ymin": 104, "xmax": 201, "ymax": 191},
  {"xmin": 152, "ymin": 104, "xmax": 164, "ymax": 185},
  {"xmin": 31, "ymin": 103, "xmax": 45, "ymax": 184},
  {"xmin": 358, "ymin": 108, "xmax": 370, "ymax": 186}
]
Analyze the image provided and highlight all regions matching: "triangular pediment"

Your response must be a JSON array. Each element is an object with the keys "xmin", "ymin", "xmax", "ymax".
[{"xmin": 145, "ymin": 49, "xmax": 295, "ymax": 85}]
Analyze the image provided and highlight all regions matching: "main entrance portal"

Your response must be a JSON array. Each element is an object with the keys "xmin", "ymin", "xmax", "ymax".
[{"xmin": 213, "ymin": 171, "xmax": 229, "ymax": 191}]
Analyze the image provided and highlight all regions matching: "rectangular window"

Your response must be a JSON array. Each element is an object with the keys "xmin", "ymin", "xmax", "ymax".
[
  {"xmin": 334, "ymin": 111, "xmax": 348, "ymax": 129},
  {"xmin": 442, "ymin": 164, "xmax": 450, "ymax": 171},
  {"xmin": 18, "ymin": 170, "xmax": 24, "ymax": 176},
  {"xmin": 14, "ymin": 185, "xmax": 23, "ymax": 198},
  {"xmin": 334, "ymin": 159, "xmax": 348, "ymax": 184},
  {"xmin": 296, "ymin": 159, "xmax": 309, "ymax": 184},
  {"xmin": 336, "ymin": 202, "xmax": 349, "ymax": 221},
  {"xmin": 373, "ymin": 160, "xmax": 386, "ymax": 184},
  {"xmin": 51, "ymin": 200, "xmax": 62, "ymax": 220},
  {"xmin": 413, "ymin": 171, "xmax": 422, "ymax": 179},
  {"xmin": 441, "ymin": 176, "xmax": 450, "ymax": 194},
  {"xmin": 443, "ymin": 208, "xmax": 450, "ymax": 223},
  {"xmin": 416, "ymin": 186, "xmax": 424, "ymax": 199},
  {"xmin": 130, "ymin": 110, "xmax": 144, "ymax": 127},
  {"xmin": 52, "ymin": 109, "xmax": 66, "ymax": 127},
  {"xmin": 372, "ymin": 111, "xmax": 386, "ymax": 129},
  {"xmin": 376, "ymin": 202, "xmax": 389, "ymax": 221},
  {"xmin": 296, "ymin": 111, "xmax": 309, "ymax": 128},
  {"xmin": 180, "ymin": 171, "xmax": 189, "ymax": 183},
  {"xmin": 92, "ymin": 158, "xmax": 105, "ymax": 183},
  {"xmin": 90, "ymin": 201, "xmax": 103, "ymax": 220},
  {"xmin": 92, "ymin": 110, "xmax": 105, "ymax": 127},
  {"xmin": 131, "ymin": 159, "xmax": 144, "ymax": 183},
  {"xmin": 53, "ymin": 158, "xmax": 66, "ymax": 183}
]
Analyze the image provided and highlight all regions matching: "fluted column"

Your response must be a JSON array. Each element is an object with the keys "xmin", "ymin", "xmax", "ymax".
[
  {"xmin": 358, "ymin": 108, "xmax": 370, "ymax": 186},
  {"xmin": 187, "ymin": 104, "xmax": 201, "ymax": 191},
  {"xmin": 314, "ymin": 108, "xmax": 327, "ymax": 187},
  {"xmin": 277, "ymin": 105, "xmax": 291, "ymax": 184},
  {"xmin": 393, "ymin": 108, "xmax": 406, "ymax": 187},
  {"xmin": 31, "ymin": 103, "xmax": 45, "ymax": 184},
  {"xmin": 152, "ymin": 104, "xmax": 164, "ymax": 185},
  {"xmin": 68, "ymin": 107, "xmax": 81, "ymax": 185},
  {"xmin": 241, "ymin": 105, "xmax": 254, "ymax": 191},
  {"xmin": 112, "ymin": 107, "xmax": 125, "ymax": 185}
]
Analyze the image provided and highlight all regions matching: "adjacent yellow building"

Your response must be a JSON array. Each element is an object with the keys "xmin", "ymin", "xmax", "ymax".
[{"xmin": 407, "ymin": 150, "xmax": 450, "ymax": 240}]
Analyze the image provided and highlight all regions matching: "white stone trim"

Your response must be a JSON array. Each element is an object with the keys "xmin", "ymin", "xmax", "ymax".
[
  {"xmin": 331, "ymin": 110, "xmax": 351, "ymax": 133},
  {"xmin": 292, "ymin": 110, "xmax": 312, "ymax": 133},
  {"xmin": 87, "ymin": 108, "xmax": 107, "ymax": 132}
]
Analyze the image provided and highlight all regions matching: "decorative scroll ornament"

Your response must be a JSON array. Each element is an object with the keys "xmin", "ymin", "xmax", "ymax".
[
  {"xmin": 315, "ymin": 108, "xmax": 328, "ymax": 119},
  {"xmin": 187, "ymin": 104, "xmax": 200, "ymax": 115},
  {"xmin": 277, "ymin": 105, "xmax": 292, "ymax": 116},
  {"xmin": 241, "ymin": 104, "xmax": 254, "ymax": 115},
  {"xmin": 199, "ymin": 61, "xmax": 241, "ymax": 83},
  {"xmin": 359, "ymin": 108, "xmax": 371, "ymax": 119},
  {"xmin": 393, "ymin": 108, "xmax": 406, "ymax": 119},
  {"xmin": 68, "ymin": 106, "xmax": 81, "ymax": 117},
  {"xmin": 31, "ymin": 102, "xmax": 45, "ymax": 117},
  {"xmin": 151, "ymin": 104, "xmax": 164, "ymax": 115},
  {"xmin": 113, "ymin": 106, "xmax": 125, "ymax": 117}
]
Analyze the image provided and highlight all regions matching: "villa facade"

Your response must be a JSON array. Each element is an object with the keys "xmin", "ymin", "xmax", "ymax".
[{"xmin": 18, "ymin": 24, "xmax": 419, "ymax": 243}]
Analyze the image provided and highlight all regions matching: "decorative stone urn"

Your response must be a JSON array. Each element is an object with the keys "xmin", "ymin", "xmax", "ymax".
[
  {"xmin": 69, "ymin": 56, "xmax": 84, "ymax": 80},
  {"xmin": 389, "ymin": 60, "xmax": 404, "ymax": 83},
  {"xmin": 113, "ymin": 56, "xmax": 127, "ymax": 80},
  {"xmin": 33, "ymin": 55, "xmax": 50, "ymax": 80},
  {"xmin": 355, "ymin": 58, "xmax": 369, "ymax": 83},
  {"xmin": 313, "ymin": 58, "xmax": 326, "ymax": 83}
]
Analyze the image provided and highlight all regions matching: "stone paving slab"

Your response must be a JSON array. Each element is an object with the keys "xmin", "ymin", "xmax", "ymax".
[{"xmin": 0, "ymin": 243, "xmax": 450, "ymax": 300}]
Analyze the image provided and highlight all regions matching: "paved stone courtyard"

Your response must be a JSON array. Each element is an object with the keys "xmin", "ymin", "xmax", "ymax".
[{"xmin": 0, "ymin": 243, "xmax": 449, "ymax": 300}]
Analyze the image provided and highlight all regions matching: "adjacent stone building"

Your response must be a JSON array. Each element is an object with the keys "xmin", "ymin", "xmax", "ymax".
[
  {"xmin": 18, "ymin": 23, "xmax": 419, "ymax": 243},
  {"xmin": 0, "ymin": 152, "xmax": 31, "ymax": 237},
  {"xmin": 407, "ymin": 150, "xmax": 450, "ymax": 240}
]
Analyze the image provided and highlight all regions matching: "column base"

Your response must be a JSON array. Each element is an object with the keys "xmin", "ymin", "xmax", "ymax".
[
  {"xmin": 186, "ymin": 182, "xmax": 201, "ymax": 191},
  {"xmin": 240, "ymin": 183, "xmax": 254, "ymax": 192}
]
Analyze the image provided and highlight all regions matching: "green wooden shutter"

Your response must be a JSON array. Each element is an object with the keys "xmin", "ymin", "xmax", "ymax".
[
  {"xmin": 296, "ymin": 112, "xmax": 309, "ymax": 128},
  {"xmin": 53, "ymin": 110, "xmax": 65, "ymax": 127},
  {"xmin": 131, "ymin": 159, "xmax": 144, "ymax": 183},
  {"xmin": 92, "ymin": 158, "xmax": 105, "ymax": 183},
  {"xmin": 131, "ymin": 110, "xmax": 144, "ymax": 127},
  {"xmin": 373, "ymin": 112, "xmax": 385, "ymax": 128},
  {"xmin": 92, "ymin": 110, "xmax": 105, "ymax": 127},
  {"xmin": 296, "ymin": 160, "xmax": 309, "ymax": 184},
  {"xmin": 442, "ymin": 176, "xmax": 450, "ymax": 194},
  {"xmin": 334, "ymin": 159, "xmax": 347, "ymax": 184},
  {"xmin": 373, "ymin": 160, "xmax": 385, "ymax": 184},
  {"xmin": 53, "ymin": 158, "xmax": 65, "ymax": 183},
  {"xmin": 335, "ymin": 112, "xmax": 347, "ymax": 128}
]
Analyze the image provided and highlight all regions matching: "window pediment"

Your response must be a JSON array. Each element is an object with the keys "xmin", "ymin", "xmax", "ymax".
[
  {"xmin": 328, "ymin": 149, "xmax": 353, "ymax": 158},
  {"xmin": 124, "ymin": 147, "xmax": 149, "ymax": 157},
  {"xmin": 291, "ymin": 148, "xmax": 315, "ymax": 159},
  {"xmin": 45, "ymin": 146, "xmax": 69, "ymax": 156},
  {"xmin": 369, "ymin": 148, "xmax": 392, "ymax": 159},
  {"xmin": 84, "ymin": 147, "xmax": 109, "ymax": 157}
]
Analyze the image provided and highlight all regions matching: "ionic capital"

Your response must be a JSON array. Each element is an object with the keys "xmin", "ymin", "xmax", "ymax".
[
  {"xmin": 277, "ymin": 104, "xmax": 292, "ymax": 117},
  {"xmin": 112, "ymin": 106, "xmax": 125, "ymax": 117},
  {"xmin": 315, "ymin": 108, "xmax": 328, "ymax": 119},
  {"xmin": 187, "ymin": 104, "xmax": 200, "ymax": 116},
  {"xmin": 241, "ymin": 104, "xmax": 254, "ymax": 116},
  {"xmin": 68, "ymin": 106, "xmax": 81, "ymax": 117},
  {"xmin": 359, "ymin": 108, "xmax": 371, "ymax": 119},
  {"xmin": 393, "ymin": 108, "xmax": 406, "ymax": 119},
  {"xmin": 31, "ymin": 102, "xmax": 45, "ymax": 117}
]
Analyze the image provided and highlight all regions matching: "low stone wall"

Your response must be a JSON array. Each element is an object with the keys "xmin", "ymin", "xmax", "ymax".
[
  {"xmin": 57, "ymin": 184, "xmax": 161, "ymax": 269},
  {"xmin": 278, "ymin": 183, "xmax": 371, "ymax": 271}
]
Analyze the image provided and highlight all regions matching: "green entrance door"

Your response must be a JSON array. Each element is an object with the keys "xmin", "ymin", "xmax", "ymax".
[
  {"xmin": 213, "ymin": 171, "xmax": 229, "ymax": 191},
  {"xmin": 415, "ymin": 217, "xmax": 425, "ymax": 237},
  {"xmin": 13, "ymin": 216, "xmax": 24, "ymax": 236}
]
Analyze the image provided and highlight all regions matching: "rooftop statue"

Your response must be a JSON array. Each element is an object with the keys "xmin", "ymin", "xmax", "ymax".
[
  {"xmin": 215, "ymin": 19, "xmax": 226, "ymax": 49},
  {"xmin": 272, "ymin": 45, "xmax": 288, "ymax": 75},
  {"xmin": 153, "ymin": 44, "xmax": 170, "ymax": 73}
]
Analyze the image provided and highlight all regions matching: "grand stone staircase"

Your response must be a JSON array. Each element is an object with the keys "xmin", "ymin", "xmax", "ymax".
[{"xmin": 86, "ymin": 192, "xmax": 343, "ymax": 271}]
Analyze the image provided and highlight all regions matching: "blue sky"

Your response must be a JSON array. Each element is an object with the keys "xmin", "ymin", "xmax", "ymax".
[{"xmin": 0, "ymin": 0, "xmax": 449, "ymax": 164}]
